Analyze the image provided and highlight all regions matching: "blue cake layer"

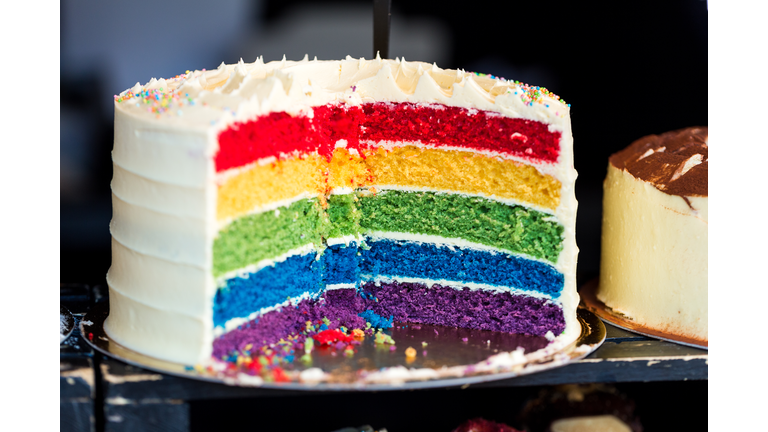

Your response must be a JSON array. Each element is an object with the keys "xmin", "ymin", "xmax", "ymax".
[
  {"xmin": 319, "ymin": 242, "xmax": 360, "ymax": 285},
  {"xmin": 360, "ymin": 238, "xmax": 564, "ymax": 296},
  {"xmin": 213, "ymin": 252, "xmax": 323, "ymax": 328},
  {"xmin": 213, "ymin": 238, "xmax": 563, "ymax": 331}
]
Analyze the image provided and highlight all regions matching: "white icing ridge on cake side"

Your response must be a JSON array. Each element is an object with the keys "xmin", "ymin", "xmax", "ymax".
[
  {"xmin": 112, "ymin": 163, "xmax": 207, "ymax": 218},
  {"xmin": 105, "ymin": 286, "xmax": 214, "ymax": 365},
  {"xmin": 109, "ymin": 237, "xmax": 213, "ymax": 315},
  {"xmin": 110, "ymin": 192, "xmax": 211, "ymax": 268}
]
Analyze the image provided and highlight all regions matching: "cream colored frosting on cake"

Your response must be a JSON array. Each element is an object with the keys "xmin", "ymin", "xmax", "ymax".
[
  {"xmin": 106, "ymin": 56, "xmax": 580, "ymax": 364},
  {"xmin": 598, "ymin": 127, "xmax": 707, "ymax": 343}
]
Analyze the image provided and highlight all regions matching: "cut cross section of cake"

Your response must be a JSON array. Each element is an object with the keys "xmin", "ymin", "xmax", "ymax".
[{"xmin": 106, "ymin": 56, "xmax": 579, "ymax": 365}]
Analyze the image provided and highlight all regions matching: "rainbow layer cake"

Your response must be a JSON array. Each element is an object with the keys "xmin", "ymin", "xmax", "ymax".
[{"xmin": 106, "ymin": 56, "xmax": 579, "ymax": 365}]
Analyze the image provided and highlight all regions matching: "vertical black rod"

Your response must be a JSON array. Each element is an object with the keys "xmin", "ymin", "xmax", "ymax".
[{"xmin": 373, "ymin": 0, "xmax": 391, "ymax": 59}]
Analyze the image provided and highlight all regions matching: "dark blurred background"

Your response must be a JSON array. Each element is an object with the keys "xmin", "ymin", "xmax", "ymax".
[{"xmin": 60, "ymin": 0, "xmax": 707, "ymax": 285}]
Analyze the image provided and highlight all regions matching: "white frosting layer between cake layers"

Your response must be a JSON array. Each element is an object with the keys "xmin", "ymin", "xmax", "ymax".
[
  {"xmin": 365, "ymin": 231, "xmax": 560, "ymax": 269},
  {"xmin": 214, "ymin": 291, "xmax": 316, "ymax": 337},
  {"xmin": 598, "ymin": 164, "xmax": 707, "ymax": 342},
  {"xmin": 107, "ymin": 57, "xmax": 579, "ymax": 365},
  {"xmin": 365, "ymin": 184, "xmax": 557, "ymax": 216},
  {"xmin": 363, "ymin": 275, "xmax": 559, "ymax": 303},
  {"xmin": 214, "ymin": 244, "xmax": 319, "ymax": 288}
]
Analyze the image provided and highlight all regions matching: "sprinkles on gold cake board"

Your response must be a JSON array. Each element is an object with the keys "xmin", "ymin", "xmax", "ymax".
[
  {"xmin": 195, "ymin": 316, "xmax": 440, "ymax": 383},
  {"xmin": 186, "ymin": 315, "xmax": 396, "ymax": 383}
]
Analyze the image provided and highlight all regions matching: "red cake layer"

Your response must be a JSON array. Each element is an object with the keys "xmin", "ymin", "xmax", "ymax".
[
  {"xmin": 361, "ymin": 103, "xmax": 560, "ymax": 162},
  {"xmin": 215, "ymin": 102, "xmax": 561, "ymax": 172}
]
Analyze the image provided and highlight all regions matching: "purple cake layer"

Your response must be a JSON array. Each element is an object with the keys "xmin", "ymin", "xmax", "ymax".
[
  {"xmin": 212, "ymin": 289, "xmax": 366, "ymax": 359},
  {"xmin": 213, "ymin": 282, "xmax": 565, "ymax": 358},
  {"xmin": 361, "ymin": 281, "xmax": 565, "ymax": 336}
]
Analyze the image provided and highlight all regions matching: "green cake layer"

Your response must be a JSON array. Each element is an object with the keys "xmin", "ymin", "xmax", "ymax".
[
  {"xmin": 358, "ymin": 190, "xmax": 563, "ymax": 263},
  {"xmin": 213, "ymin": 198, "xmax": 329, "ymax": 277},
  {"xmin": 327, "ymin": 193, "xmax": 361, "ymax": 238},
  {"xmin": 213, "ymin": 190, "xmax": 565, "ymax": 277}
]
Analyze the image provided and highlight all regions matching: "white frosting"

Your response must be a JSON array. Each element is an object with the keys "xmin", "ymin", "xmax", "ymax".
[
  {"xmin": 329, "ymin": 186, "xmax": 355, "ymax": 195},
  {"xmin": 299, "ymin": 367, "xmax": 328, "ymax": 384},
  {"xmin": 105, "ymin": 288, "xmax": 213, "ymax": 365},
  {"xmin": 363, "ymin": 275, "xmax": 559, "ymax": 303},
  {"xmin": 324, "ymin": 283, "xmax": 358, "ymax": 290},
  {"xmin": 213, "ymin": 291, "xmax": 316, "ymax": 336},
  {"xmin": 110, "ymin": 192, "xmax": 211, "ymax": 267},
  {"xmin": 231, "ymin": 373, "xmax": 264, "ymax": 387},
  {"xmin": 216, "ymin": 193, "xmax": 317, "ymax": 231},
  {"xmin": 364, "ymin": 184, "xmax": 557, "ymax": 216},
  {"xmin": 108, "ymin": 237, "xmax": 213, "ymax": 317},
  {"xmin": 325, "ymin": 235, "xmax": 363, "ymax": 247},
  {"xmin": 365, "ymin": 231, "xmax": 560, "ymax": 269},
  {"xmin": 112, "ymin": 111, "xmax": 214, "ymax": 188},
  {"xmin": 107, "ymin": 57, "xmax": 578, "ymax": 365},
  {"xmin": 112, "ymin": 164, "xmax": 207, "ymax": 218},
  {"xmin": 214, "ymin": 244, "xmax": 318, "ymax": 288}
]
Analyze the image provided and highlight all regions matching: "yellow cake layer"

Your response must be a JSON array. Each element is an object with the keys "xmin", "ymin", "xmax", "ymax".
[
  {"xmin": 217, "ymin": 155, "xmax": 326, "ymax": 221},
  {"xmin": 217, "ymin": 146, "xmax": 561, "ymax": 221},
  {"xmin": 359, "ymin": 146, "xmax": 560, "ymax": 210}
]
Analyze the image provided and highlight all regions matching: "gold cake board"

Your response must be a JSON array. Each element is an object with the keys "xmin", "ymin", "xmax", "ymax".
[
  {"xmin": 81, "ymin": 302, "xmax": 605, "ymax": 390},
  {"xmin": 580, "ymin": 278, "xmax": 707, "ymax": 350}
]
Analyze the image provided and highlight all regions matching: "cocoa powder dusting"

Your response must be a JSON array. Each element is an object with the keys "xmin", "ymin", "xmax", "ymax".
[{"xmin": 610, "ymin": 127, "xmax": 708, "ymax": 197}]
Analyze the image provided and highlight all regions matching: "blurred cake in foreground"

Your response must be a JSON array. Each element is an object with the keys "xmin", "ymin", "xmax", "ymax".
[
  {"xmin": 598, "ymin": 127, "xmax": 707, "ymax": 344},
  {"xmin": 519, "ymin": 384, "xmax": 642, "ymax": 432},
  {"xmin": 452, "ymin": 418, "xmax": 522, "ymax": 432},
  {"xmin": 106, "ymin": 56, "xmax": 579, "ymax": 366}
]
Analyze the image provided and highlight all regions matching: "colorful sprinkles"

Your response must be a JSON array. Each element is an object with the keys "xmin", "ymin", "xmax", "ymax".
[
  {"xmin": 472, "ymin": 71, "xmax": 569, "ymax": 108},
  {"xmin": 512, "ymin": 83, "xmax": 569, "ymax": 108},
  {"xmin": 210, "ymin": 314, "xmax": 392, "ymax": 382},
  {"xmin": 113, "ymin": 72, "xmax": 197, "ymax": 118},
  {"xmin": 405, "ymin": 347, "xmax": 417, "ymax": 358}
]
